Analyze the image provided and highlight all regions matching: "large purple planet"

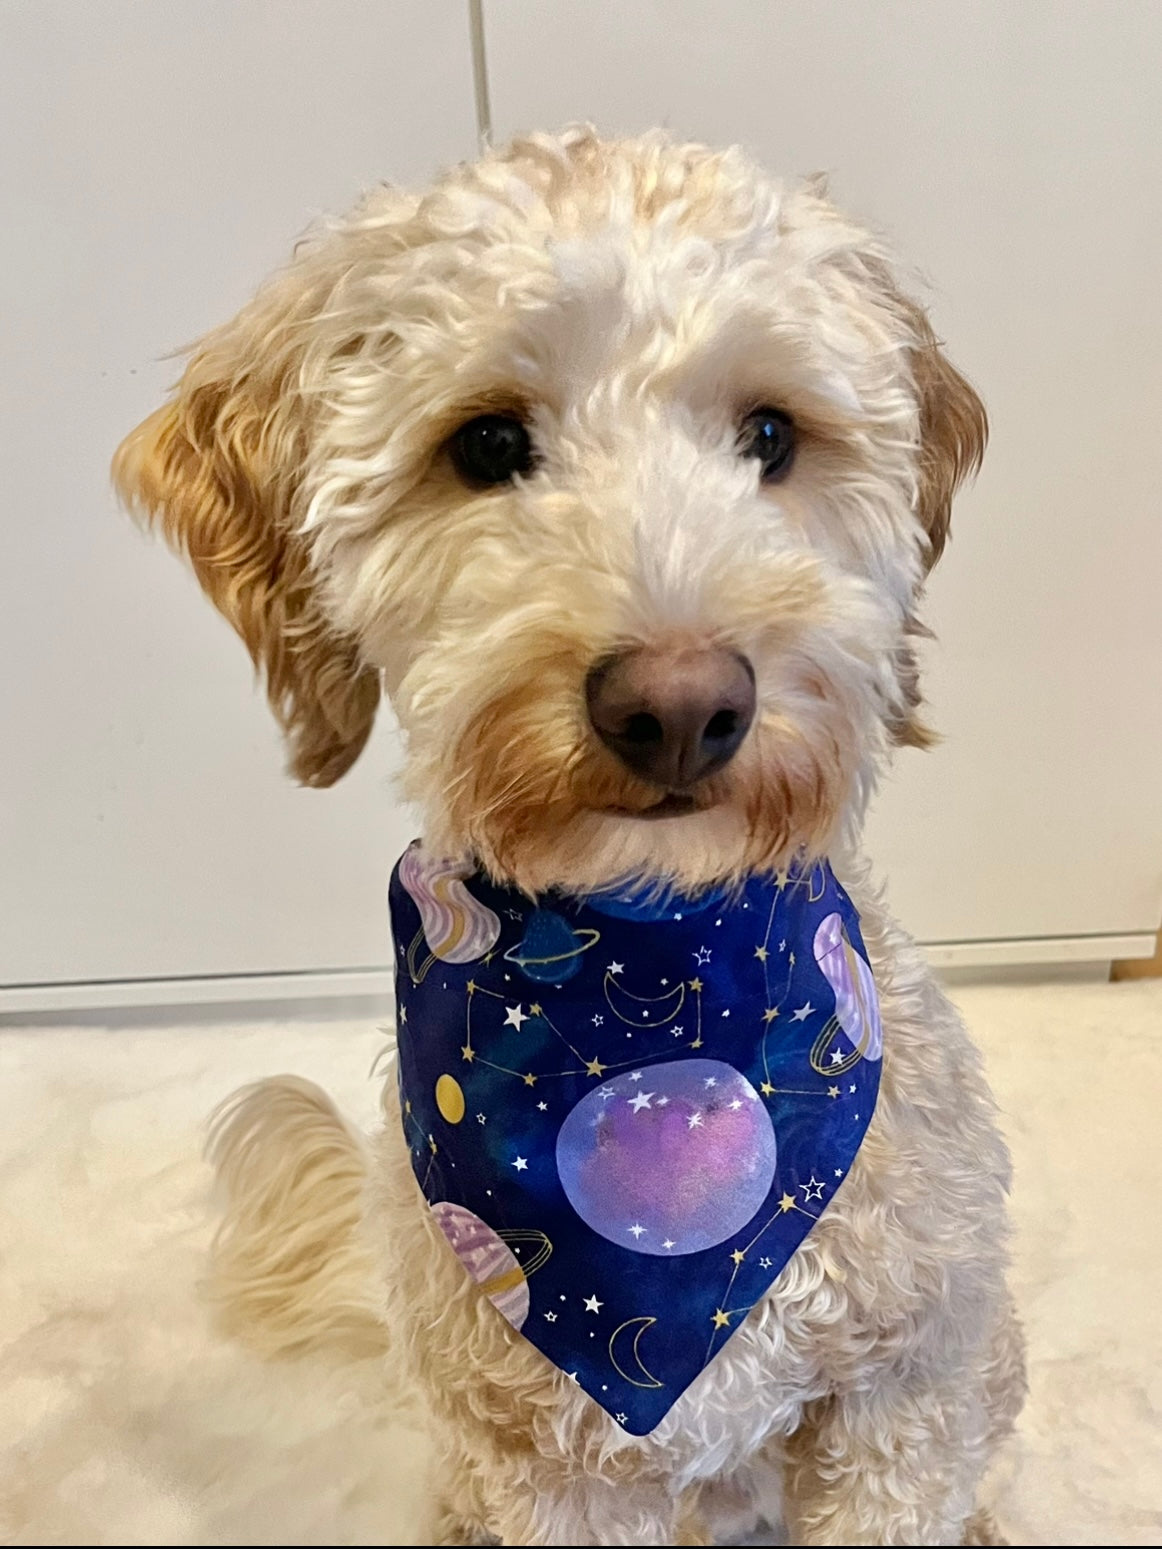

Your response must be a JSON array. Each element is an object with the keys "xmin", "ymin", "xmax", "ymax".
[{"xmin": 555, "ymin": 1059, "xmax": 777, "ymax": 1256}]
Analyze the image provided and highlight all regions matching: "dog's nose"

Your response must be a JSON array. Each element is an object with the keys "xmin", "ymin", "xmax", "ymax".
[{"xmin": 586, "ymin": 646, "xmax": 756, "ymax": 789}]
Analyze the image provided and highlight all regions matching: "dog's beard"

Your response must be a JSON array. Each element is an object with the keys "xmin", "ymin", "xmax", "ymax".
[{"xmin": 399, "ymin": 636, "xmax": 885, "ymax": 898}]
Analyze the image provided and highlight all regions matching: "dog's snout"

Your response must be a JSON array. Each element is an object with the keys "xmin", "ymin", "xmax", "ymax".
[{"xmin": 586, "ymin": 646, "xmax": 756, "ymax": 789}]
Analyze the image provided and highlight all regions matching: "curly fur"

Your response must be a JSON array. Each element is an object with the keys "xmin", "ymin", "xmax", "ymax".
[{"xmin": 115, "ymin": 127, "xmax": 1022, "ymax": 1544}]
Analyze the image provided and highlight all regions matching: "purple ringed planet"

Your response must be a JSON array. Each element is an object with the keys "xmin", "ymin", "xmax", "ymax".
[
  {"xmin": 810, "ymin": 911, "xmax": 883, "ymax": 1072},
  {"xmin": 430, "ymin": 1202, "xmax": 552, "ymax": 1331}
]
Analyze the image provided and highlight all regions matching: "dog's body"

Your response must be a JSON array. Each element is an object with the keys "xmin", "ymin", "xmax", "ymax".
[{"xmin": 116, "ymin": 129, "xmax": 1025, "ymax": 1544}]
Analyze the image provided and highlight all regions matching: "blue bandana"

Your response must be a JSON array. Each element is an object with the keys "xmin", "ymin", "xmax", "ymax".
[{"xmin": 390, "ymin": 845, "xmax": 882, "ymax": 1436}]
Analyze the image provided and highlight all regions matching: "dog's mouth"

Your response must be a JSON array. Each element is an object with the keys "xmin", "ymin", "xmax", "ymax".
[{"xmin": 607, "ymin": 793, "xmax": 705, "ymax": 821}]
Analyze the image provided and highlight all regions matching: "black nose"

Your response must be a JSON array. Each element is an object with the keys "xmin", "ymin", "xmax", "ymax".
[{"xmin": 586, "ymin": 646, "xmax": 756, "ymax": 788}]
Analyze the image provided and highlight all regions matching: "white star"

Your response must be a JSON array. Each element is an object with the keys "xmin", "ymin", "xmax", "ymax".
[
  {"xmin": 662, "ymin": 1238, "xmax": 676, "ymax": 1249},
  {"xmin": 759, "ymin": 1256, "xmax": 773, "ymax": 1268},
  {"xmin": 607, "ymin": 961, "xmax": 624, "ymax": 975},
  {"xmin": 721, "ymin": 1008, "xmax": 731, "ymax": 1017},
  {"xmin": 597, "ymin": 1085, "xmax": 616, "ymax": 1100},
  {"xmin": 660, "ymin": 977, "xmax": 668, "ymax": 985},
  {"xmin": 537, "ymin": 1101, "xmax": 548, "ymax": 1111},
  {"xmin": 616, "ymin": 1412, "xmax": 628, "ymax": 1424},
  {"xmin": 830, "ymin": 1049, "xmax": 845, "ymax": 1065},
  {"xmin": 704, "ymin": 1076, "xmax": 718, "ymax": 1088},
  {"xmin": 671, "ymin": 1025, "xmax": 685, "ymax": 1038},
  {"xmin": 779, "ymin": 939, "xmax": 786, "ymax": 951},
  {"xmin": 656, "ymin": 1095, "xmax": 670, "ymax": 1106},
  {"xmin": 694, "ymin": 946, "xmax": 712, "ymax": 964},
  {"xmin": 476, "ymin": 1113, "xmax": 486, "ymax": 1124},
  {"xmin": 688, "ymin": 1112, "xmax": 704, "ymax": 1129},
  {"xmin": 591, "ymin": 1014, "xmax": 604, "ymax": 1025},
  {"xmin": 584, "ymin": 1295, "xmax": 603, "ymax": 1313},
  {"xmin": 512, "ymin": 1156, "xmax": 528, "ymax": 1172},
  {"xmin": 642, "ymin": 1009, "xmax": 650, "ymax": 1018},
  {"xmin": 835, "ymin": 1168, "xmax": 844, "ymax": 1177},
  {"xmin": 504, "ymin": 1004, "xmax": 530, "ymax": 1030},
  {"xmin": 629, "ymin": 1071, "xmax": 643, "ymax": 1082},
  {"xmin": 791, "ymin": 1002, "xmax": 814, "ymax": 1022},
  {"xmin": 544, "ymin": 1311, "xmax": 557, "ymax": 1322},
  {"xmin": 628, "ymin": 1223, "xmax": 646, "ymax": 1238},
  {"xmin": 729, "ymin": 1099, "xmax": 742, "ymax": 1110},
  {"xmin": 849, "ymin": 1084, "xmax": 857, "ymax": 1093},
  {"xmin": 801, "ymin": 1176, "xmax": 825, "ymax": 1202},
  {"xmin": 566, "ymin": 1370, "xmax": 579, "ymax": 1383},
  {"xmin": 628, "ymin": 1091, "xmax": 654, "ymax": 1112}
]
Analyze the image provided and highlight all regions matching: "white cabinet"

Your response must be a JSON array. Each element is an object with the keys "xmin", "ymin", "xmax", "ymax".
[
  {"xmin": 3, "ymin": 1, "xmax": 1159, "ymax": 1010},
  {"xmin": 484, "ymin": 0, "xmax": 1162, "ymax": 953},
  {"xmin": 0, "ymin": 2, "xmax": 477, "ymax": 999}
]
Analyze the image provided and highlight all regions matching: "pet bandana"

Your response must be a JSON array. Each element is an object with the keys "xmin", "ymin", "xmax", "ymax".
[{"xmin": 390, "ymin": 844, "xmax": 882, "ymax": 1435}]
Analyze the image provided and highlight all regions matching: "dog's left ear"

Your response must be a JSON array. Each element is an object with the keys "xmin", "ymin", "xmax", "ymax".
[{"xmin": 905, "ymin": 308, "xmax": 988, "ymax": 571}]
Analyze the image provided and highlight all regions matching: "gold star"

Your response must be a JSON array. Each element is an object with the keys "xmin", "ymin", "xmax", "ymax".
[
  {"xmin": 585, "ymin": 1059, "xmax": 607, "ymax": 1077},
  {"xmin": 466, "ymin": 980, "xmax": 476, "ymax": 996},
  {"xmin": 530, "ymin": 1003, "xmax": 542, "ymax": 1017},
  {"xmin": 762, "ymin": 1007, "xmax": 779, "ymax": 1024},
  {"xmin": 404, "ymin": 1099, "xmax": 412, "ymax": 1114},
  {"xmin": 754, "ymin": 946, "xmax": 768, "ymax": 963},
  {"xmin": 788, "ymin": 952, "xmax": 796, "ymax": 967},
  {"xmin": 760, "ymin": 1081, "xmax": 775, "ymax": 1096},
  {"xmin": 691, "ymin": 1038, "xmax": 703, "ymax": 1049},
  {"xmin": 688, "ymin": 977, "xmax": 703, "ymax": 992},
  {"xmin": 828, "ymin": 1085, "xmax": 840, "ymax": 1098},
  {"xmin": 461, "ymin": 1045, "xmax": 475, "ymax": 1063},
  {"xmin": 775, "ymin": 869, "xmax": 789, "ymax": 889},
  {"xmin": 779, "ymin": 1192, "xmax": 796, "ymax": 1212},
  {"xmin": 712, "ymin": 1308, "xmax": 731, "ymax": 1329},
  {"xmin": 429, "ymin": 1137, "xmax": 438, "ymax": 1154},
  {"xmin": 730, "ymin": 1249, "xmax": 746, "ymax": 1266},
  {"xmin": 523, "ymin": 1073, "xmax": 538, "ymax": 1087},
  {"xmin": 482, "ymin": 952, "xmax": 495, "ymax": 966}
]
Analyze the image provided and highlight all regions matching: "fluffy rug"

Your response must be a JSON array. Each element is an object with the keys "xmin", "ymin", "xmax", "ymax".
[{"xmin": 2, "ymin": 979, "xmax": 1160, "ymax": 1545}]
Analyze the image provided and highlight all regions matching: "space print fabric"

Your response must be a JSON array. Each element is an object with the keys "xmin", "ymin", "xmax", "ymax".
[{"xmin": 390, "ymin": 843, "xmax": 882, "ymax": 1435}]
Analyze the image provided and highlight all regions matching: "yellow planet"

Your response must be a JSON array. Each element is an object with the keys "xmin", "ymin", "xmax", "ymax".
[{"xmin": 435, "ymin": 1073, "xmax": 466, "ymax": 1124}]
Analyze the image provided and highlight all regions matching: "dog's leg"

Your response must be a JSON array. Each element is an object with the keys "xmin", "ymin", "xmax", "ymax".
[
  {"xmin": 696, "ymin": 1446, "xmax": 788, "ymax": 1544},
  {"xmin": 476, "ymin": 1464, "xmax": 710, "ymax": 1546},
  {"xmin": 783, "ymin": 1376, "xmax": 994, "ymax": 1547}
]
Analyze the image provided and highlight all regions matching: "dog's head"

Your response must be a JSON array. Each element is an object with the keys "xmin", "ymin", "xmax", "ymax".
[{"xmin": 114, "ymin": 129, "xmax": 984, "ymax": 895}]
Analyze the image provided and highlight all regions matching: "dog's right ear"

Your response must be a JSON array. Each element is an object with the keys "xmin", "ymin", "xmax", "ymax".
[{"xmin": 113, "ymin": 296, "xmax": 380, "ymax": 787}]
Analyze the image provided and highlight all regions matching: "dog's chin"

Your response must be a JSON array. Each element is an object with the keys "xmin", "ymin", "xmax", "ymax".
[{"xmin": 480, "ymin": 799, "xmax": 766, "ymax": 900}]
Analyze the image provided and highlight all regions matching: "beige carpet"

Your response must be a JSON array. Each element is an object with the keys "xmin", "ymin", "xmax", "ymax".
[{"xmin": 1, "ymin": 978, "xmax": 1159, "ymax": 1546}]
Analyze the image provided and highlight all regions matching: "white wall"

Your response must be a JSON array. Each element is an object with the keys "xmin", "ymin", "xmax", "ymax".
[{"xmin": 2, "ymin": 1, "xmax": 1159, "ymax": 1010}]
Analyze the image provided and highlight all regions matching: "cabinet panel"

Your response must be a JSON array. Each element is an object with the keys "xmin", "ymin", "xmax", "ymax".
[
  {"xmin": 484, "ymin": 0, "xmax": 1162, "ymax": 942},
  {"xmin": 0, "ymin": 1, "xmax": 478, "ymax": 984}
]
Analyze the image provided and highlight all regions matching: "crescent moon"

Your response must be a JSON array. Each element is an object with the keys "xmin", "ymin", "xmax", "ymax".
[
  {"xmin": 608, "ymin": 1316, "xmax": 664, "ymax": 1389},
  {"xmin": 603, "ymin": 972, "xmax": 686, "ymax": 1027}
]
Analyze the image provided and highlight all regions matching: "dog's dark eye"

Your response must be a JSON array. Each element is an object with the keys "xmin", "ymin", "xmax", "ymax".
[
  {"xmin": 448, "ymin": 414, "xmax": 534, "ymax": 486},
  {"xmin": 738, "ymin": 407, "xmax": 796, "ymax": 482}
]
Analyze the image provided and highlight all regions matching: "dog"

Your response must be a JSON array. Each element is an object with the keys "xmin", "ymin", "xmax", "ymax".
[{"xmin": 114, "ymin": 127, "xmax": 1025, "ymax": 1546}]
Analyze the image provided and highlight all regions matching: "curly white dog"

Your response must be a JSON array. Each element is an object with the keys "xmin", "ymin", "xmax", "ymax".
[{"xmin": 115, "ymin": 128, "xmax": 1024, "ymax": 1546}]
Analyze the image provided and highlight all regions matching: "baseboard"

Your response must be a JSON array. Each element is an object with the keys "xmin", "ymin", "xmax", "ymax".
[{"xmin": 2, "ymin": 931, "xmax": 1156, "ymax": 1018}]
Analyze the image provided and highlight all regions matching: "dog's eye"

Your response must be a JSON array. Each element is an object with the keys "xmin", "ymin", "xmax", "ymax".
[
  {"xmin": 738, "ymin": 407, "xmax": 795, "ymax": 482},
  {"xmin": 448, "ymin": 414, "xmax": 534, "ymax": 486}
]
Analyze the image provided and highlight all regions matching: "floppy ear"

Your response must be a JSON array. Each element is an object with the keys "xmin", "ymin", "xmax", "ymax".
[
  {"xmin": 906, "ymin": 309, "xmax": 988, "ymax": 571},
  {"xmin": 113, "ymin": 300, "xmax": 380, "ymax": 787}
]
